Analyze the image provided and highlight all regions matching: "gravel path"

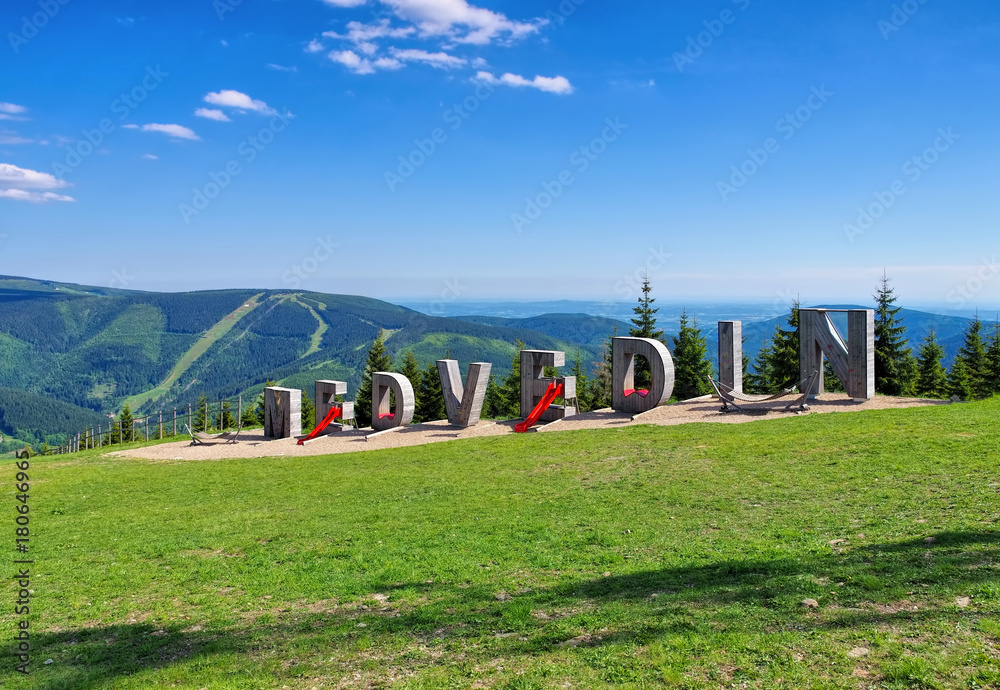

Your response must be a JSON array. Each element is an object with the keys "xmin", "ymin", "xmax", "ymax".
[{"xmin": 109, "ymin": 394, "xmax": 948, "ymax": 462}]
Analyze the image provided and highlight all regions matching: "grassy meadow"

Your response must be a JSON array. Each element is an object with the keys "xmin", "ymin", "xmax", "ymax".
[{"xmin": 4, "ymin": 399, "xmax": 1000, "ymax": 688}]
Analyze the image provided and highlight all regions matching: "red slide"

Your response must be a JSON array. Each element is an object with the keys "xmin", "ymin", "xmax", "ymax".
[
  {"xmin": 296, "ymin": 405, "xmax": 342, "ymax": 445},
  {"xmin": 515, "ymin": 382, "xmax": 564, "ymax": 433}
]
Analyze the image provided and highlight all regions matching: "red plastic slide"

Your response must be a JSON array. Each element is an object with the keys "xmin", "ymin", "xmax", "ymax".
[
  {"xmin": 296, "ymin": 405, "xmax": 342, "ymax": 445},
  {"xmin": 515, "ymin": 382, "xmax": 564, "ymax": 433},
  {"xmin": 623, "ymin": 389, "xmax": 649, "ymax": 398}
]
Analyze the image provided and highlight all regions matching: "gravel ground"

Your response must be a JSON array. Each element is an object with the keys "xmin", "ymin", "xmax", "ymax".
[{"xmin": 109, "ymin": 394, "xmax": 949, "ymax": 462}]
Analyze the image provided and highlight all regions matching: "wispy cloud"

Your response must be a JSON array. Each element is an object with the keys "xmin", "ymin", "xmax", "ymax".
[
  {"xmin": 0, "ymin": 103, "xmax": 28, "ymax": 121},
  {"xmin": 266, "ymin": 63, "xmax": 299, "ymax": 73},
  {"xmin": 194, "ymin": 107, "xmax": 232, "ymax": 122},
  {"xmin": 142, "ymin": 153, "xmax": 159, "ymax": 160},
  {"xmin": 0, "ymin": 131, "xmax": 33, "ymax": 145},
  {"xmin": 123, "ymin": 123, "xmax": 201, "ymax": 141},
  {"xmin": 476, "ymin": 71, "xmax": 573, "ymax": 95},
  {"xmin": 390, "ymin": 48, "xmax": 466, "ymax": 69},
  {"xmin": 0, "ymin": 162, "xmax": 75, "ymax": 203}
]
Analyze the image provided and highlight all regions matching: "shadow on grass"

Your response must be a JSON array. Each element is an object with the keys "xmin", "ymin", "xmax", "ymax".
[{"xmin": 28, "ymin": 530, "xmax": 1000, "ymax": 688}]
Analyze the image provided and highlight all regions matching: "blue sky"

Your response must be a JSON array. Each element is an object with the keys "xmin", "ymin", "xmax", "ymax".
[{"xmin": 1, "ymin": 0, "xmax": 998, "ymax": 311}]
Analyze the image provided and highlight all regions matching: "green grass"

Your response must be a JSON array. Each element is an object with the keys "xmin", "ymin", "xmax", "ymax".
[
  {"xmin": 6, "ymin": 400, "xmax": 1000, "ymax": 688},
  {"xmin": 123, "ymin": 294, "xmax": 265, "ymax": 411}
]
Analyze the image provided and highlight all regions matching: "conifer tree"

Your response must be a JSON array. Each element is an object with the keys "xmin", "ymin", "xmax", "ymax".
[
  {"xmin": 824, "ymin": 361, "xmax": 845, "ymax": 393},
  {"xmin": 569, "ymin": 350, "xmax": 591, "ymax": 412},
  {"xmin": 986, "ymin": 321, "xmax": 1000, "ymax": 397},
  {"xmin": 914, "ymin": 331, "xmax": 948, "ymax": 399},
  {"xmin": 193, "ymin": 395, "xmax": 208, "ymax": 432},
  {"xmin": 629, "ymin": 276, "xmax": 664, "ymax": 388},
  {"xmin": 490, "ymin": 340, "xmax": 525, "ymax": 419},
  {"xmin": 947, "ymin": 356, "xmax": 973, "ymax": 401},
  {"xmin": 589, "ymin": 327, "xmax": 617, "ymax": 409},
  {"xmin": 215, "ymin": 400, "xmax": 236, "ymax": 430},
  {"xmin": 745, "ymin": 343, "xmax": 773, "ymax": 394},
  {"xmin": 484, "ymin": 372, "xmax": 504, "ymax": 419},
  {"xmin": 119, "ymin": 404, "xmax": 135, "ymax": 441},
  {"xmin": 356, "ymin": 333, "xmax": 393, "ymax": 425},
  {"xmin": 768, "ymin": 302, "xmax": 801, "ymax": 388},
  {"xmin": 873, "ymin": 272, "xmax": 916, "ymax": 396},
  {"xmin": 671, "ymin": 311, "xmax": 713, "ymax": 400},
  {"xmin": 300, "ymin": 391, "xmax": 314, "ymax": 432},
  {"xmin": 415, "ymin": 361, "xmax": 445, "ymax": 423},
  {"xmin": 956, "ymin": 316, "xmax": 989, "ymax": 399}
]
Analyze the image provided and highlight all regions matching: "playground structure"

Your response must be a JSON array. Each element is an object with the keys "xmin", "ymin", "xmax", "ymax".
[
  {"xmin": 611, "ymin": 337, "xmax": 674, "ymax": 414},
  {"xmin": 517, "ymin": 350, "xmax": 577, "ymax": 432},
  {"xmin": 799, "ymin": 308, "xmax": 875, "ymax": 401},
  {"xmin": 438, "ymin": 360, "xmax": 492, "ymax": 428}
]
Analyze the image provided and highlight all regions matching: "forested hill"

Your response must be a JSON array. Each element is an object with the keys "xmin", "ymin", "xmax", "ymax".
[{"xmin": 0, "ymin": 276, "xmax": 600, "ymax": 437}]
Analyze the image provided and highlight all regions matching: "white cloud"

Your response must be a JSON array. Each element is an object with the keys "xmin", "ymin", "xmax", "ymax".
[
  {"xmin": 320, "ymin": 0, "xmax": 368, "ymax": 6},
  {"xmin": 305, "ymin": 39, "xmax": 324, "ymax": 53},
  {"xmin": 203, "ymin": 89, "xmax": 277, "ymax": 115},
  {"xmin": 194, "ymin": 107, "xmax": 232, "ymax": 122},
  {"xmin": 330, "ymin": 50, "xmax": 376, "ymax": 74},
  {"xmin": 381, "ymin": 0, "xmax": 543, "ymax": 45},
  {"xmin": 0, "ymin": 163, "xmax": 74, "ymax": 203},
  {"xmin": 0, "ymin": 103, "xmax": 28, "ymax": 121},
  {"xmin": 266, "ymin": 63, "xmax": 299, "ymax": 72},
  {"xmin": 142, "ymin": 154, "xmax": 159, "ymax": 160},
  {"xmin": 390, "ymin": 47, "xmax": 465, "ymax": 68},
  {"xmin": 476, "ymin": 71, "xmax": 573, "ymax": 95},
  {"xmin": 471, "ymin": 56, "xmax": 488, "ymax": 68},
  {"xmin": 323, "ymin": 19, "xmax": 415, "ymax": 44},
  {"xmin": 123, "ymin": 123, "xmax": 201, "ymax": 141},
  {"xmin": 0, "ymin": 132, "xmax": 33, "ymax": 145},
  {"xmin": 0, "ymin": 189, "xmax": 75, "ymax": 203}
]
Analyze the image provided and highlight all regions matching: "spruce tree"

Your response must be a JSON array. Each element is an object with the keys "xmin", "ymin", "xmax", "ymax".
[
  {"xmin": 494, "ymin": 340, "xmax": 525, "ymax": 419},
  {"xmin": 356, "ymin": 333, "xmax": 393, "ymax": 425},
  {"xmin": 947, "ymin": 356, "xmax": 973, "ymax": 401},
  {"xmin": 484, "ymin": 372, "xmax": 504, "ymax": 419},
  {"xmin": 986, "ymin": 322, "xmax": 1000, "ymax": 397},
  {"xmin": 745, "ymin": 343, "xmax": 773, "ymax": 394},
  {"xmin": 569, "ymin": 350, "xmax": 591, "ymax": 413},
  {"xmin": 629, "ymin": 276, "xmax": 664, "ymax": 388},
  {"xmin": 589, "ymin": 327, "xmax": 617, "ymax": 409},
  {"xmin": 914, "ymin": 331, "xmax": 948, "ymax": 399},
  {"xmin": 119, "ymin": 404, "xmax": 135, "ymax": 441},
  {"xmin": 956, "ymin": 316, "xmax": 989, "ymax": 399},
  {"xmin": 193, "ymin": 395, "xmax": 208, "ymax": 432},
  {"xmin": 415, "ymin": 361, "xmax": 445, "ymax": 423},
  {"xmin": 300, "ymin": 391, "xmax": 314, "ymax": 432},
  {"xmin": 671, "ymin": 311, "xmax": 713, "ymax": 400},
  {"xmin": 769, "ymin": 302, "xmax": 801, "ymax": 388},
  {"xmin": 824, "ymin": 361, "xmax": 845, "ymax": 393},
  {"xmin": 873, "ymin": 272, "xmax": 916, "ymax": 396},
  {"xmin": 215, "ymin": 400, "xmax": 236, "ymax": 430}
]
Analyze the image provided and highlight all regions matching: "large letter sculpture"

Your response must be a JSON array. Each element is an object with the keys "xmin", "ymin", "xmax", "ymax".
[
  {"xmin": 718, "ymin": 321, "xmax": 743, "ymax": 394},
  {"xmin": 371, "ymin": 372, "xmax": 415, "ymax": 431},
  {"xmin": 612, "ymin": 337, "xmax": 674, "ymax": 413},
  {"xmin": 799, "ymin": 308, "xmax": 875, "ymax": 401},
  {"xmin": 264, "ymin": 386, "xmax": 302, "ymax": 439},
  {"xmin": 437, "ymin": 360, "xmax": 492, "ymax": 427},
  {"xmin": 315, "ymin": 380, "xmax": 355, "ymax": 432},
  {"xmin": 520, "ymin": 350, "xmax": 577, "ymax": 423}
]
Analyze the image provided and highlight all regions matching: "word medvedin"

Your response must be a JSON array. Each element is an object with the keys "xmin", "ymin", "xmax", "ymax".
[
  {"xmin": 7, "ymin": 0, "xmax": 71, "ymax": 53},
  {"xmin": 385, "ymin": 79, "xmax": 498, "ymax": 192},
  {"xmin": 511, "ymin": 117, "xmax": 629, "ymax": 233},
  {"xmin": 843, "ymin": 127, "xmax": 959, "ymax": 243},
  {"xmin": 717, "ymin": 85, "xmax": 833, "ymax": 201},
  {"xmin": 52, "ymin": 65, "xmax": 168, "ymax": 178},
  {"xmin": 179, "ymin": 111, "xmax": 292, "ymax": 224}
]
